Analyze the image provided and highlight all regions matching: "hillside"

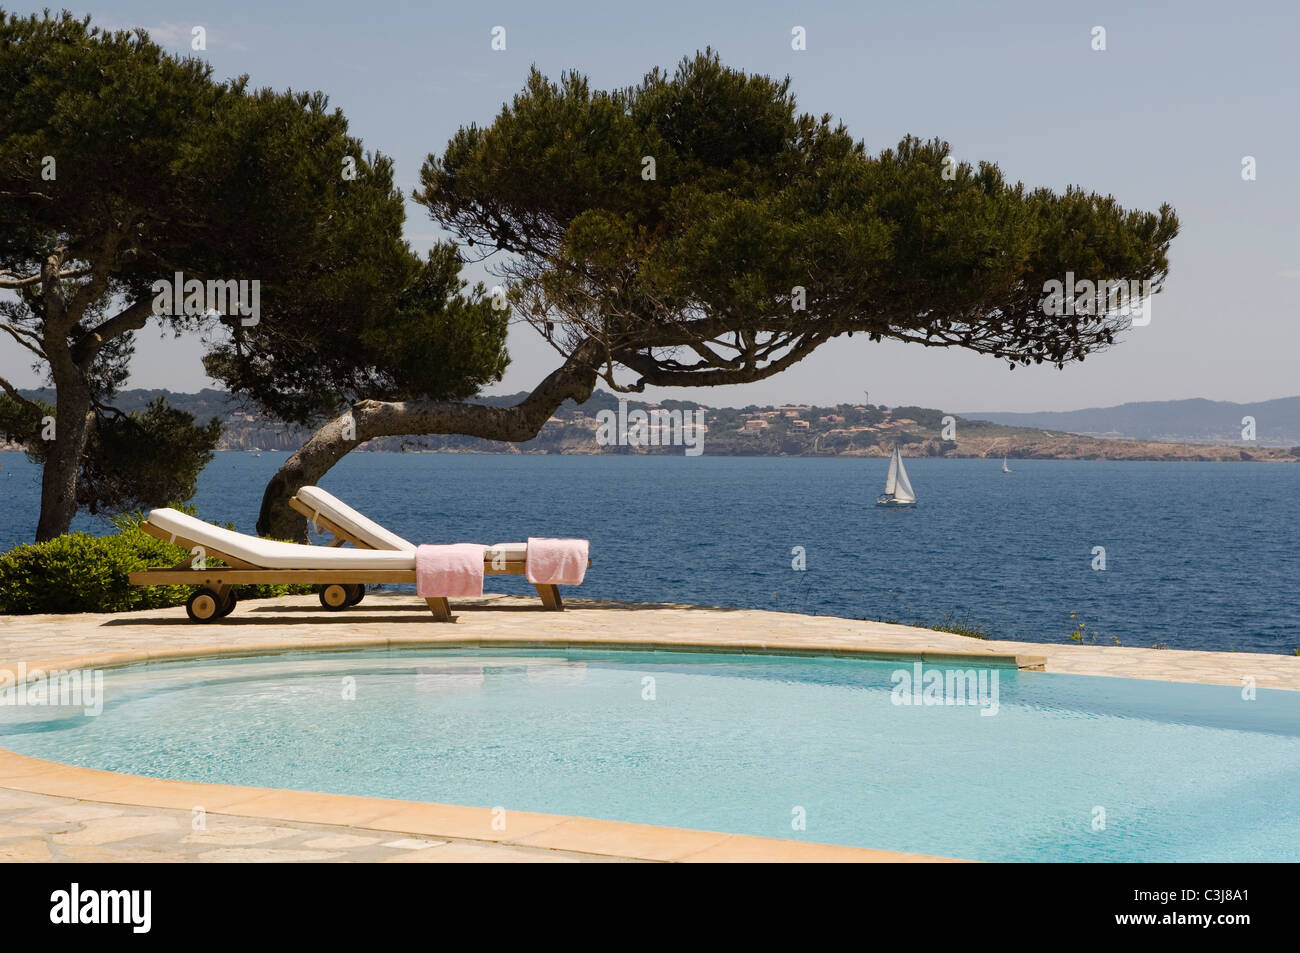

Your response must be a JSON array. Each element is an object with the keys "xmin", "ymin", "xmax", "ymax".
[
  {"xmin": 964, "ymin": 396, "xmax": 1300, "ymax": 446},
  {"xmin": 5, "ymin": 389, "xmax": 1298, "ymax": 461}
]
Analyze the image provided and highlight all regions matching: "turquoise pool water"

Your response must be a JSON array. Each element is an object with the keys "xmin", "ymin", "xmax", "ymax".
[{"xmin": 2, "ymin": 648, "xmax": 1297, "ymax": 862}]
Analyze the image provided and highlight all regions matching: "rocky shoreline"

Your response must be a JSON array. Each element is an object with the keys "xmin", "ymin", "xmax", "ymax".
[
  {"xmin": 208, "ymin": 428, "xmax": 1299, "ymax": 461},
  {"xmin": 5, "ymin": 411, "xmax": 1296, "ymax": 463}
]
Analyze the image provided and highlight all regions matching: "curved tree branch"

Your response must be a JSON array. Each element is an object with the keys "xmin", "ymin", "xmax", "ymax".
[
  {"xmin": 256, "ymin": 338, "xmax": 603, "ymax": 539},
  {"xmin": 0, "ymin": 322, "xmax": 47, "ymax": 360},
  {"xmin": 0, "ymin": 374, "xmax": 43, "ymax": 415}
]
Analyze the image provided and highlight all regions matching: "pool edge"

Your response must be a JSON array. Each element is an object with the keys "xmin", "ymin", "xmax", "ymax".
[{"xmin": 0, "ymin": 748, "xmax": 962, "ymax": 864}]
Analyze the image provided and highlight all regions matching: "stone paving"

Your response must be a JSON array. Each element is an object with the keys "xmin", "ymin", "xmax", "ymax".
[
  {"xmin": 2, "ymin": 592, "xmax": 1297, "ymax": 863},
  {"xmin": 0, "ymin": 787, "xmax": 619, "ymax": 863}
]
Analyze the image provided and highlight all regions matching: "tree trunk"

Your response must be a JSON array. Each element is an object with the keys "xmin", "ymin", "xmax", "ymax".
[
  {"xmin": 23, "ymin": 244, "xmax": 146, "ymax": 542},
  {"xmin": 34, "ymin": 382, "xmax": 95, "ymax": 541},
  {"xmin": 257, "ymin": 343, "xmax": 601, "ymax": 540}
]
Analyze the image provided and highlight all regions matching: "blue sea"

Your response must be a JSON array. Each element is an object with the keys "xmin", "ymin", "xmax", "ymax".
[{"xmin": 1, "ymin": 450, "xmax": 1297, "ymax": 655}]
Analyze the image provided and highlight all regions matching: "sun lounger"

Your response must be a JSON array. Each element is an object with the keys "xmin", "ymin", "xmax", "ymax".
[
  {"xmin": 128, "ymin": 501, "xmax": 589, "ymax": 623},
  {"xmin": 287, "ymin": 486, "xmax": 567, "ymax": 610}
]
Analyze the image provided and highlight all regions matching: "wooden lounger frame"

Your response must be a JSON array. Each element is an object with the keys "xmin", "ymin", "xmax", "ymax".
[
  {"xmin": 127, "ymin": 497, "xmax": 588, "ymax": 622},
  {"xmin": 287, "ymin": 496, "xmax": 570, "ymax": 612}
]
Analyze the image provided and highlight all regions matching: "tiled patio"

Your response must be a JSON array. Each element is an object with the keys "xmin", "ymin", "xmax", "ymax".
[{"xmin": 0, "ymin": 786, "xmax": 622, "ymax": 863}]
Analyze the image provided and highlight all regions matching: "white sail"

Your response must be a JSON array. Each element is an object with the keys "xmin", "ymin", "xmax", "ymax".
[
  {"xmin": 884, "ymin": 448, "xmax": 899, "ymax": 496},
  {"xmin": 893, "ymin": 451, "xmax": 916, "ymax": 502}
]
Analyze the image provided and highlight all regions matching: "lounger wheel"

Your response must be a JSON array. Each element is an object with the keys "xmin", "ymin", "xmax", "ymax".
[
  {"xmin": 345, "ymin": 584, "xmax": 365, "ymax": 606},
  {"xmin": 216, "ymin": 592, "xmax": 238, "ymax": 618},
  {"xmin": 319, "ymin": 584, "xmax": 351, "ymax": 610},
  {"xmin": 185, "ymin": 589, "xmax": 223, "ymax": 622}
]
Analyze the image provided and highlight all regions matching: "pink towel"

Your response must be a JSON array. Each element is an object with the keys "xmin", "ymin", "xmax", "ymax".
[
  {"xmin": 525, "ymin": 538, "xmax": 589, "ymax": 586},
  {"xmin": 415, "ymin": 543, "xmax": 487, "ymax": 597}
]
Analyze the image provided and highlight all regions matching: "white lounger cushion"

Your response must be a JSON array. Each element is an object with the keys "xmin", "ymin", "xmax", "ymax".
[
  {"xmin": 296, "ymin": 485, "xmax": 416, "ymax": 552},
  {"xmin": 146, "ymin": 508, "xmax": 416, "ymax": 570},
  {"xmin": 296, "ymin": 486, "xmax": 527, "ymax": 561}
]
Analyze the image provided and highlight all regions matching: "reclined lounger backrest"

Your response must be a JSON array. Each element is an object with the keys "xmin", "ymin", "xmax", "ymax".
[
  {"xmin": 295, "ymin": 486, "xmax": 416, "ymax": 552},
  {"xmin": 296, "ymin": 486, "xmax": 527, "ymax": 564}
]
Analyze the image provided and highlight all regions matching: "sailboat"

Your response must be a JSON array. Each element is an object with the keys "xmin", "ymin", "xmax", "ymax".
[
  {"xmin": 1002, "ymin": 455, "xmax": 1012, "ymax": 473},
  {"xmin": 876, "ymin": 446, "xmax": 917, "ymax": 506}
]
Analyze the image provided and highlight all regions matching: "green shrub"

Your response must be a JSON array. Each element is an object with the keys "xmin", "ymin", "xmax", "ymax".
[
  {"xmin": 0, "ymin": 514, "xmax": 312, "ymax": 614},
  {"xmin": 926, "ymin": 612, "xmax": 990, "ymax": 640},
  {"xmin": 870, "ymin": 613, "xmax": 991, "ymax": 640}
]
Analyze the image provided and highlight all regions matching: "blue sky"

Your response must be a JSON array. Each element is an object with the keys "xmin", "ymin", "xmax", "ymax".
[{"xmin": 5, "ymin": 0, "xmax": 1297, "ymax": 411}]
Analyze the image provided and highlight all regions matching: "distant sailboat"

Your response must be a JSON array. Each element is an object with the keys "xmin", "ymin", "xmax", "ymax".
[
  {"xmin": 876, "ymin": 446, "xmax": 917, "ymax": 506},
  {"xmin": 1002, "ymin": 455, "xmax": 1012, "ymax": 473}
]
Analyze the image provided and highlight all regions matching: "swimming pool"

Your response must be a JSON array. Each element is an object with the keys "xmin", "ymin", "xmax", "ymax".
[{"xmin": 2, "ymin": 648, "xmax": 1297, "ymax": 862}]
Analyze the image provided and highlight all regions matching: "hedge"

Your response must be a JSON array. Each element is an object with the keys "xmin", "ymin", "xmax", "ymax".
[{"xmin": 0, "ymin": 514, "xmax": 311, "ymax": 614}]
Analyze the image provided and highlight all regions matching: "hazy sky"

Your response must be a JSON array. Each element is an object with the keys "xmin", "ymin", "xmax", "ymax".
[{"xmin": 5, "ymin": 0, "xmax": 1297, "ymax": 412}]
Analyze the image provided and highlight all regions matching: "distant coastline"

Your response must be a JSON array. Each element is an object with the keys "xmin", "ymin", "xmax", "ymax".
[{"xmin": 7, "ymin": 388, "xmax": 1298, "ymax": 462}]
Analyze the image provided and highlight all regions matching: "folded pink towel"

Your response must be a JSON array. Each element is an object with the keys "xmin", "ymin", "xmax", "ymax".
[
  {"xmin": 415, "ymin": 543, "xmax": 487, "ymax": 597},
  {"xmin": 525, "ymin": 537, "xmax": 589, "ymax": 586}
]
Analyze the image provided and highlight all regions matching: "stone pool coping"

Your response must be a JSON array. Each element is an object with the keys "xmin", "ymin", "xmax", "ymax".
[
  {"xmin": 2, "ymin": 592, "xmax": 1298, "ymax": 862},
  {"xmin": 0, "ymin": 749, "xmax": 954, "ymax": 863}
]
